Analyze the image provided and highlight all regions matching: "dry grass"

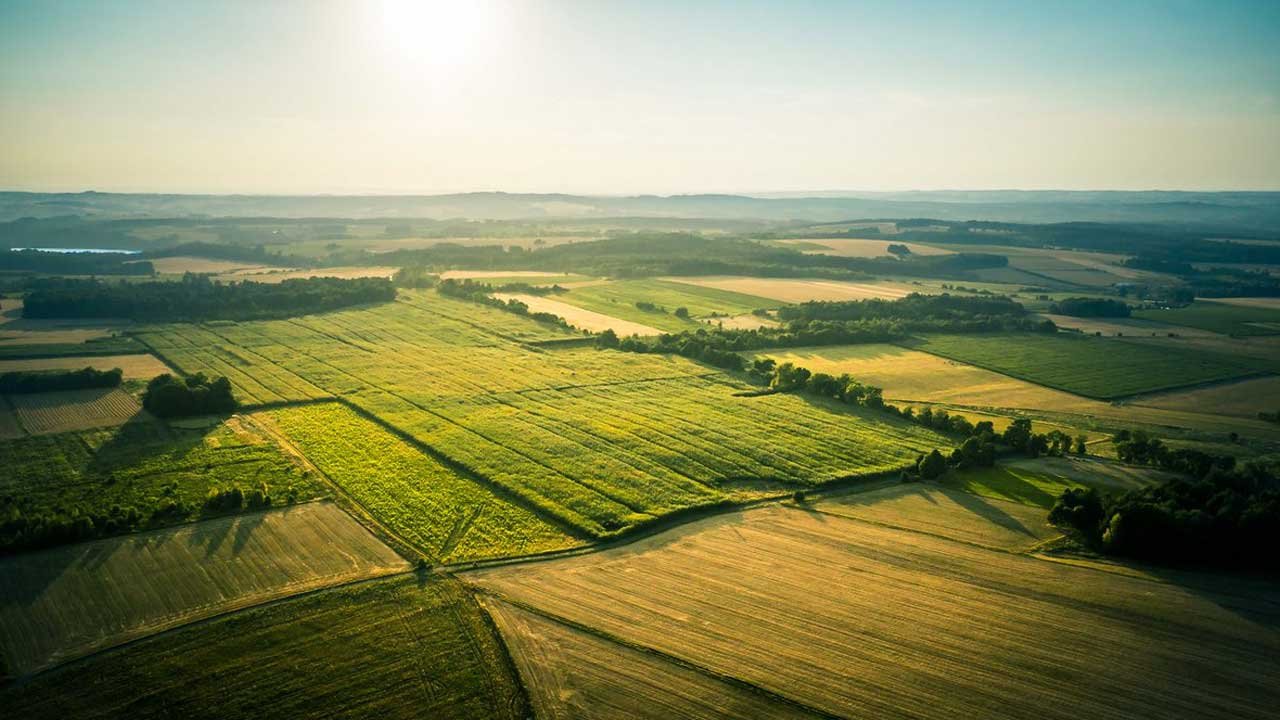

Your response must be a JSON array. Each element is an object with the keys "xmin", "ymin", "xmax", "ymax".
[
  {"xmin": 492, "ymin": 293, "xmax": 663, "ymax": 336},
  {"xmin": 0, "ymin": 502, "xmax": 408, "ymax": 676},
  {"xmin": 0, "ymin": 353, "xmax": 171, "ymax": 380},
  {"xmin": 810, "ymin": 484, "xmax": 1059, "ymax": 551},
  {"xmin": 780, "ymin": 238, "xmax": 952, "ymax": 257},
  {"xmin": 1132, "ymin": 376, "xmax": 1280, "ymax": 418},
  {"xmin": 467, "ymin": 503, "xmax": 1280, "ymax": 720},
  {"xmin": 666, "ymin": 276, "xmax": 916, "ymax": 303},
  {"xmin": 699, "ymin": 313, "xmax": 778, "ymax": 330},
  {"xmin": 8, "ymin": 388, "xmax": 147, "ymax": 434},
  {"xmin": 483, "ymin": 599, "xmax": 817, "ymax": 720}
]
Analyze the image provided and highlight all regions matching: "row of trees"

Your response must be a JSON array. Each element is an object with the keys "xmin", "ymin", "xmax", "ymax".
[
  {"xmin": 0, "ymin": 366, "xmax": 122, "ymax": 394},
  {"xmin": 1050, "ymin": 459, "xmax": 1279, "ymax": 570},
  {"xmin": 22, "ymin": 274, "xmax": 396, "ymax": 321},
  {"xmin": 142, "ymin": 373, "xmax": 237, "ymax": 418},
  {"xmin": 1111, "ymin": 430, "xmax": 1238, "ymax": 478},
  {"xmin": 435, "ymin": 278, "xmax": 574, "ymax": 328},
  {"xmin": 1049, "ymin": 297, "xmax": 1132, "ymax": 317}
]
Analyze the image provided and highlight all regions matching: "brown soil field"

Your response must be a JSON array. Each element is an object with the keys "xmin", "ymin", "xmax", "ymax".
[
  {"xmin": 8, "ymin": 388, "xmax": 147, "ymax": 434},
  {"xmin": 466, "ymin": 503, "xmax": 1280, "ymax": 720},
  {"xmin": 810, "ymin": 484, "xmax": 1059, "ymax": 551},
  {"xmin": 140, "ymin": 257, "xmax": 273, "ymax": 274},
  {"xmin": 491, "ymin": 293, "xmax": 663, "ymax": 336},
  {"xmin": 778, "ymin": 238, "xmax": 953, "ymax": 258},
  {"xmin": 1133, "ymin": 375, "xmax": 1280, "ymax": 418},
  {"xmin": 0, "ymin": 353, "xmax": 171, "ymax": 379},
  {"xmin": 0, "ymin": 502, "xmax": 408, "ymax": 676},
  {"xmin": 665, "ymin": 276, "xmax": 916, "ymax": 303},
  {"xmin": 483, "ymin": 599, "xmax": 819, "ymax": 720}
]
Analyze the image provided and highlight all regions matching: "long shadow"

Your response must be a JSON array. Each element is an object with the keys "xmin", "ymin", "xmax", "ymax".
[{"xmin": 938, "ymin": 485, "xmax": 1037, "ymax": 537}]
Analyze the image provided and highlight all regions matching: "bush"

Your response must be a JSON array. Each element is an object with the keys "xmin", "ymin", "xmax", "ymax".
[
  {"xmin": 918, "ymin": 449, "xmax": 948, "ymax": 480},
  {"xmin": 143, "ymin": 373, "xmax": 237, "ymax": 418}
]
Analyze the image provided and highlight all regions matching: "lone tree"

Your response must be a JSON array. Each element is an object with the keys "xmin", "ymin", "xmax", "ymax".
[{"xmin": 918, "ymin": 449, "xmax": 948, "ymax": 480}]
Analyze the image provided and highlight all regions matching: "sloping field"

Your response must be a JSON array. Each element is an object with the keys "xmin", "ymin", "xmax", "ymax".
[
  {"xmin": 665, "ymin": 276, "xmax": 916, "ymax": 302},
  {"xmin": 1133, "ymin": 300, "xmax": 1280, "ymax": 336},
  {"xmin": 0, "ymin": 353, "xmax": 171, "ymax": 379},
  {"xmin": 492, "ymin": 292, "xmax": 663, "ymax": 336},
  {"xmin": 261, "ymin": 403, "xmax": 578, "ymax": 562},
  {"xmin": 810, "ymin": 484, "xmax": 1059, "ymax": 550},
  {"xmin": 8, "ymin": 387, "xmax": 146, "ymax": 434},
  {"xmin": 484, "ymin": 598, "xmax": 819, "ymax": 720},
  {"xmin": 552, "ymin": 278, "xmax": 778, "ymax": 332},
  {"xmin": 780, "ymin": 238, "xmax": 952, "ymax": 257},
  {"xmin": 907, "ymin": 333, "xmax": 1259, "ymax": 399},
  {"xmin": 467, "ymin": 504, "xmax": 1280, "ymax": 720},
  {"xmin": 1133, "ymin": 376, "xmax": 1280, "ymax": 418},
  {"xmin": 1, "ymin": 576, "xmax": 526, "ymax": 720},
  {"xmin": 0, "ymin": 502, "xmax": 407, "ymax": 676},
  {"xmin": 941, "ymin": 457, "xmax": 1169, "ymax": 509}
]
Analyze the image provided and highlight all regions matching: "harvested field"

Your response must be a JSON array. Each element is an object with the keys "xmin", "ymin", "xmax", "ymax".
[
  {"xmin": 0, "ymin": 501, "xmax": 408, "ymax": 676},
  {"xmin": 216, "ymin": 266, "xmax": 398, "ymax": 283},
  {"xmin": 810, "ymin": 484, "xmax": 1059, "ymax": 550},
  {"xmin": 1, "ymin": 576, "xmax": 526, "ymax": 720},
  {"xmin": 664, "ymin": 276, "xmax": 916, "ymax": 303},
  {"xmin": 553, "ymin": 279, "xmax": 777, "ymax": 332},
  {"xmin": 491, "ymin": 292, "xmax": 663, "ymax": 336},
  {"xmin": 140, "ymin": 256, "xmax": 272, "ymax": 274},
  {"xmin": 0, "ymin": 301, "xmax": 130, "ymax": 345},
  {"xmin": 0, "ymin": 353, "xmax": 170, "ymax": 379},
  {"xmin": 1133, "ymin": 376, "xmax": 1280, "ymax": 419},
  {"xmin": 1042, "ymin": 314, "xmax": 1212, "ymax": 338},
  {"xmin": 700, "ymin": 313, "xmax": 777, "ymax": 330},
  {"xmin": 941, "ymin": 456, "xmax": 1168, "ymax": 509},
  {"xmin": 907, "ymin": 333, "xmax": 1258, "ymax": 399},
  {"xmin": 466, "ymin": 503, "xmax": 1280, "ymax": 720},
  {"xmin": 440, "ymin": 270, "xmax": 587, "ymax": 280},
  {"xmin": 484, "ymin": 598, "xmax": 819, "ymax": 720},
  {"xmin": 780, "ymin": 238, "xmax": 952, "ymax": 257},
  {"xmin": 8, "ymin": 388, "xmax": 146, "ymax": 434}
]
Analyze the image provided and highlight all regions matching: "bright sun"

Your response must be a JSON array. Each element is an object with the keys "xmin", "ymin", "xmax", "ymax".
[{"xmin": 379, "ymin": 0, "xmax": 495, "ymax": 68}]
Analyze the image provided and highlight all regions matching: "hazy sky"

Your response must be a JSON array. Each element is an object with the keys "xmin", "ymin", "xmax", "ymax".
[{"xmin": 2, "ymin": 0, "xmax": 1278, "ymax": 194}]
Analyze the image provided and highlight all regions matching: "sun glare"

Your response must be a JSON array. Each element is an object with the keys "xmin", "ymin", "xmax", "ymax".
[{"xmin": 379, "ymin": 0, "xmax": 495, "ymax": 68}]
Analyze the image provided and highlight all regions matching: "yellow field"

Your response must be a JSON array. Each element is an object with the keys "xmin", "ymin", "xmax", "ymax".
[
  {"xmin": 1041, "ymin": 314, "xmax": 1216, "ymax": 338},
  {"xmin": 0, "ymin": 353, "xmax": 171, "ymax": 379},
  {"xmin": 699, "ymin": 313, "xmax": 778, "ymax": 330},
  {"xmin": 0, "ymin": 502, "xmax": 408, "ymax": 676},
  {"xmin": 752, "ymin": 344, "xmax": 1280, "ymax": 440},
  {"xmin": 467, "ymin": 503, "xmax": 1280, "ymax": 720},
  {"xmin": 1132, "ymin": 375, "xmax": 1280, "ymax": 418},
  {"xmin": 142, "ymin": 257, "xmax": 272, "ymax": 274},
  {"xmin": 492, "ymin": 293, "xmax": 663, "ymax": 336},
  {"xmin": 809, "ymin": 484, "xmax": 1059, "ymax": 551},
  {"xmin": 665, "ymin": 276, "xmax": 916, "ymax": 303},
  {"xmin": 216, "ymin": 266, "xmax": 399, "ymax": 283},
  {"xmin": 483, "ymin": 599, "xmax": 816, "ymax": 720},
  {"xmin": 780, "ymin": 238, "xmax": 952, "ymax": 257},
  {"xmin": 8, "ymin": 388, "xmax": 147, "ymax": 434}
]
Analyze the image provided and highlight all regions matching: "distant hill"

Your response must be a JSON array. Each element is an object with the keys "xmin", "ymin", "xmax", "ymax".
[{"xmin": 0, "ymin": 190, "xmax": 1277, "ymax": 231}]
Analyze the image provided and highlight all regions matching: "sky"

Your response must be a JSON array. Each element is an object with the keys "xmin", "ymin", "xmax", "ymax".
[{"xmin": 1, "ymin": 0, "xmax": 1278, "ymax": 194}]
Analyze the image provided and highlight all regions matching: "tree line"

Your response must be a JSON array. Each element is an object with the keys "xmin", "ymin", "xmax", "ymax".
[
  {"xmin": 435, "ymin": 278, "xmax": 576, "ymax": 329},
  {"xmin": 1049, "ymin": 297, "xmax": 1131, "ymax": 317},
  {"xmin": 21, "ymin": 274, "xmax": 396, "ymax": 321},
  {"xmin": 0, "ymin": 367, "xmax": 122, "ymax": 394}
]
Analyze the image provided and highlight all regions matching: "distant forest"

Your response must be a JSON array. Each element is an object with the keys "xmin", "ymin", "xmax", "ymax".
[
  {"xmin": 1, "ymin": 249, "xmax": 153, "ymax": 276},
  {"xmin": 22, "ymin": 275, "xmax": 395, "ymax": 321}
]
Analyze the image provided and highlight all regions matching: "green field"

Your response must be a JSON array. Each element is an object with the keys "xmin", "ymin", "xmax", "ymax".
[
  {"xmin": 0, "ymin": 336, "xmax": 147, "ymax": 360},
  {"xmin": 1133, "ymin": 300, "xmax": 1280, "ymax": 336},
  {"xmin": 940, "ymin": 457, "xmax": 1167, "ymax": 509},
  {"xmin": 0, "ymin": 417, "xmax": 326, "ymax": 549},
  {"xmin": 0, "ymin": 502, "xmax": 407, "ymax": 675},
  {"xmin": 555, "ymin": 278, "xmax": 778, "ymax": 332},
  {"xmin": 134, "ymin": 290, "xmax": 952, "ymax": 539},
  {"xmin": 263, "ymin": 403, "xmax": 578, "ymax": 562},
  {"xmin": 1, "ymin": 575, "xmax": 525, "ymax": 720},
  {"xmin": 907, "ymin": 332, "xmax": 1261, "ymax": 399}
]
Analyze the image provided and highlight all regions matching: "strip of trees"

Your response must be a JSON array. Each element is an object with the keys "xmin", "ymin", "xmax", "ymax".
[
  {"xmin": 22, "ymin": 274, "xmax": 396, "ymax": 321},
  {"xmin": 435, "ymin": 278, "xmax": 574, "ymax": 329},
  {"xmin": 0, "ymin": 367, "xmax": 122, "ymax": 394},
  {"xmin": 1049, "ymin": 297, "xmax": 1131, "ymax": 317}
]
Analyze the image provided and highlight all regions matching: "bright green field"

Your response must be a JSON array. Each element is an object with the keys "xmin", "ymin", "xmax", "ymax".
[
  {"xmin": 556, "ymin": 278, "xmax": 779, "ymax": 332},
  {"xmin": 1133, "ymin": 300, "xmax": 1280, "ymax": 337},
  {"xmin": 0, "ymin": 419, "xmax": 325, "ymax": 549},
  {"xmin": 0, "ymin": 576, "xmax": 527, "ymax": 720},
  {"xmin": 264, "ymin": 403, "xmax": 578, "ymax": 562},
  {"xmin": 908, "ymin": 332, "xmax": 1261, "ymax": 399},
  {"xmin": 135, "ymin": 290, "xmax": 952, "ymax": 540}
]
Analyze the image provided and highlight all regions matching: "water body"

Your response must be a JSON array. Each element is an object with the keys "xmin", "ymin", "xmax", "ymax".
[{"xmin": 10, "ymin": 247, "xmax": 140, "ymax": 254}]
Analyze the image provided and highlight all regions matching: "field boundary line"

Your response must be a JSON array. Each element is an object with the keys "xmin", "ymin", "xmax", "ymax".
[{"xmin": 469, "ymin": 589, "xmax": 846, "ymax": 720}]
